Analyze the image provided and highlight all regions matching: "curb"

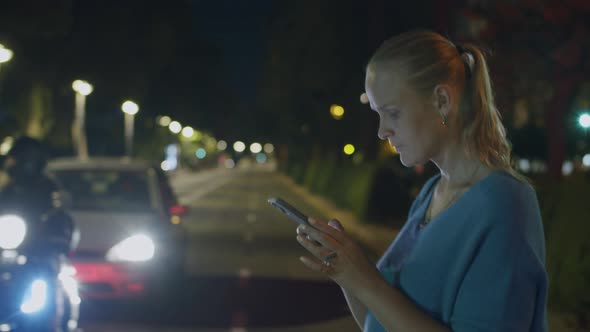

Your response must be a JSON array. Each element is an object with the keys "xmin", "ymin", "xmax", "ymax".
[{"xmin": 276, "ymin": 173, "xmax": 400, "ymax": 257}]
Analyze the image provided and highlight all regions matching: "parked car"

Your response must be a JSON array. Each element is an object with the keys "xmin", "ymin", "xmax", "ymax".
[{"xmin": 46, "ymin": 158, "xmax": 188, "ymax": 299}]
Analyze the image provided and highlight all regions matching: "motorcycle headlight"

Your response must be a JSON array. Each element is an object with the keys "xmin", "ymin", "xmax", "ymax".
[
  {"xmin": 21, "ymin": 279, "xmax": 48, "ymax": 314},
  {"xmin": 0, "ymin": 215, "xmax": 27, "ymax": 250},
  {"xmin": 106, "ymin": 234, "xmax": 155, "ymax": 262}
]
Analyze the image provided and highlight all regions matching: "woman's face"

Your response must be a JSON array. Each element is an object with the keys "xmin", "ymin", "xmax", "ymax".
[{"xmin": 365, "ymin": 66, "xmax": 446, "ymax": 167}]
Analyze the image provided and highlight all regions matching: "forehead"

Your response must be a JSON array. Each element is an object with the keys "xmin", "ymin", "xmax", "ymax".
[{"xmin": 365, "ymin": 67, "xmax": 405, "ymax": 109}]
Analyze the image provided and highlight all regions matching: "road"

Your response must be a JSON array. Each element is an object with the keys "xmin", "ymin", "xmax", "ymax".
[{"xmin": 79, "ymin": 164, "xmax": 361, "ymax": 332}]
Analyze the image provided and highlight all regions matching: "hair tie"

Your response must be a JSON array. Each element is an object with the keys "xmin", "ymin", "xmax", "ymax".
[{"xmin": 456, "ymin": 44, "xmax": 473, "ymax": 79}]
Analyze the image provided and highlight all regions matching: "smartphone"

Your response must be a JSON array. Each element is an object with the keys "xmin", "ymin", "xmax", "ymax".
[{"xmin": 267, "ymin": 197, "xmax": 309, "ymax": 226}]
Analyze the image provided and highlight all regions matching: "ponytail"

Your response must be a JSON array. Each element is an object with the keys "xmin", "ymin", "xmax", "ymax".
[{"xmin": 460, "ymin": 45, "xmax": 528, "ymax": 183}]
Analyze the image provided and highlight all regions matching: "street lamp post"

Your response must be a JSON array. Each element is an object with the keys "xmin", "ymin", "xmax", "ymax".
[
  {"xmin": 71, "ymin": 80, "xmax": 93, "ymax": 160},
  {"xmin": 121, "ymin": 101, "xmax": 139, "ymax": 157}
]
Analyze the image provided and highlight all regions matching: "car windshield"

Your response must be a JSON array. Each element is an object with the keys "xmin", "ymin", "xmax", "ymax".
[{"xmin": 52, "ymin": 169, "xmax": 152, "ymax": 211}]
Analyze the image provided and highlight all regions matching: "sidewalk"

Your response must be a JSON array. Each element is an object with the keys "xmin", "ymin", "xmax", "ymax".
[{"xmin": 276, "ymin": 173, "xmax": 400, "ymax": 258}]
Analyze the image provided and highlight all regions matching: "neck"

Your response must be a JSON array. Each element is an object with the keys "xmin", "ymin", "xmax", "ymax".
[{"xmin": 430, "ymin": 142, "xmax": 484, "ymax": 189}]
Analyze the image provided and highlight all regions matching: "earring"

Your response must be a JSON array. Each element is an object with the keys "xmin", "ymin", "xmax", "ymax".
[{"xmin": 440, "ymin": 113, "xmax": 448, "ymax": 126}]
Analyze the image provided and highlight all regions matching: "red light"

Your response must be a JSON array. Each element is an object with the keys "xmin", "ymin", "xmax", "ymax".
[
  {"xmin": 126, "ymin": 282, "xmax": 145, "ymax": 293},
  {"xmin": 169, "ymin": 205, "xmax": 187, "ymax": 215}
]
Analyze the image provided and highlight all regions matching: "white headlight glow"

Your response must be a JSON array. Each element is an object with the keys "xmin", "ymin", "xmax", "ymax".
[
  {"xmin": 106, "ymin": 234, "xmax": 155, "ymax": 262},
  {"xmin": 0, "ymin": 215, "xmax": 27, "ymax": 249},
  {"xmin": 21, "ymin": 279, "xmax": 48, "ymax": 314}
]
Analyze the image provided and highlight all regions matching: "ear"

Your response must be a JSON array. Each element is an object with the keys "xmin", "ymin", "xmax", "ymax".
[{"xmin": 433, "ymin": 84, "xmax": 453, "ymax": 117}]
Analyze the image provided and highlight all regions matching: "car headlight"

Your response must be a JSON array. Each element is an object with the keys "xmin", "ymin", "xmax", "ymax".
[
  {"xmin": 106, "ymin": 234, "xmax": 155, "ymax": 262},
  {"xmin": 0, "ymin": 215, "xmax": 27, "ymax": 250},
  {"xmin": 21, "ymin": 279, "xmax": 48, "ymax": 314}
]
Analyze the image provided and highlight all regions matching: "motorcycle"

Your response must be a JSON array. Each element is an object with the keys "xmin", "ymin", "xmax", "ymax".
[{"xmin": 0, "ymin": 209, "xmax": 80, "ymax": 332}]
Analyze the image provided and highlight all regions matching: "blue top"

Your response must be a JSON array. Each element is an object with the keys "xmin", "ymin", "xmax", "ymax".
[{"xmin": 363, "ymin": 171, "xmax": 548, "ymax": 332}]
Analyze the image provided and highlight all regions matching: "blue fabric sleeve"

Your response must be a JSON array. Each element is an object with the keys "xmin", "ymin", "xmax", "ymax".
[{"xmin": 450, "ymin": 221, "xmax": 540, "ymax": 331}]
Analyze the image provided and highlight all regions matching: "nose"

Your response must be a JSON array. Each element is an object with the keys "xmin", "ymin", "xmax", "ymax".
[{"xmin": 377, "ymin": 121, "xmax": 393, "ymax": 140}]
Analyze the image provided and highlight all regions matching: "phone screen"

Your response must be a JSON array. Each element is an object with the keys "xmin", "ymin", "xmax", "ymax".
[{"xmin": 267, "ymin": 197, "xmax": 309, "ymax": 225}]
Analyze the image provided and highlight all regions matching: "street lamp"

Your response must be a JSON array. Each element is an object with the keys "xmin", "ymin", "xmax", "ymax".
[
  {"xmin": 0, "ymin": 44, "xmax": 14, "ymax": 108},
  {"xmin": 579, "ymin": 113, "xmax": 590, "ymax": 129},
  {"xmin": 121, "ymin": 100, "xmax": 139, "ymax": 157},
  {"xmin": 0, "ymin": 44, "xmax": 13, "ymax": 64},
  {"xmin": 71, "ymin": 80, "xmax": 93, "ymax": 160}
]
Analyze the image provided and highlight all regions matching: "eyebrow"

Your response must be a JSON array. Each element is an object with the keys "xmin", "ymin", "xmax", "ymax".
[{"xmin": 372, "ymin": 103, "xmax": 399, "ymax": 112}]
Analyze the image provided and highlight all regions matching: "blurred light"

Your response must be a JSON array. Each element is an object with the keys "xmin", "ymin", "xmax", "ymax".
[
  {"xmin": 21, "ymin": 279, "xmax": 47, "ymax": 314},
  {"xmin": 263, "ymin": 143, "xmax": 274, "ymax": 154},
  {"xmin": 0, "ymin": 44, "xmax": 14, "ymax": 63},
  {"xmin": 256, "ymin": 153, "xmax": 267, "ymax": 164},
  {"xmin": 330, "ymin": 104, "xmax": 345, "ymax": 120},
  {"xmin": 518, "ymin": 159, "xmax": 531, "ymax": 173},
  {"xmin": 158, "ymin": 116, "xmax": 171, "ymax": 127},
  {"xmin": 531, "ymin": 160, "xmax": 547, "ymax": 173},
  {"xmin": 169, "ymin": 121, "xmax": 182, "ymax": 134},
  {"xmin": 233, "ymin": 141, "xmax": 246, "ymax": 153},
  {"xmin": 0, "ymin": 136, "xmax": 14, "ymax": 155},
  {"xmin": 583, "ymin": 154, "xmax": 590, "ymax": 167},
  {"xmin": 360, "ymin": 92, "xmax": 369, "ymax": 104},
  {"xmin": 343, "ymin": 144, "xmax": 355, "ymax": 155},
  {"xmin": 106, "ymin": 234, "xmax": 155, "ymax": 262},
  {"xmin": 122, "ymin": 101, "xmax": 139, "ymax": 115},
  {"xmin": 161, "ymin": 160, "xmax": 172, "ymax": 171},
  {"xmin": 72, "ymin": 80, "xmax": 93, "ymax": 96},
  {"xmin": 171, "ymin": 216, "xmax": 181, "ymax": 225},
  {"xmin": 58, "ymin": 266, "xmax": 80, "ymax": 306},
  {"xmin": 217, "ymin": 140, "xmax": 228, "ymax": 151},
  {"xmin": 195, "ymin": 148, "xmax": 207, "ymax": 159},
  {"xmin": 224, "ymin": 158, "xmax": 236, "ymax": 169},
  {"xmin": 562, "ymin": 160, "xmax": 574, "ymax": 176},
  {"xmin": 182, "ymin": 126, "xmax": 194, "ymax": 138},
  {"xmin": 0, "ymin": 215, "xmax": 27, "ymax": 250},
  {"xmin": 0, "ymin": 324, "xmax": 10, "ymax": 332},
  {"xmin": 579, "ymin": 113, "xmax": 590, "ymax": 129},
  {"xmin": 250, "ymin": 142, "xmax": 262, "ymax": 154}
]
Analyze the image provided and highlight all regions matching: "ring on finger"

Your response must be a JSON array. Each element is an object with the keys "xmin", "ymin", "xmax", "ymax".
[{"xmin": 322, "ymin": 252, "xmax": 337, "ymax": 266}]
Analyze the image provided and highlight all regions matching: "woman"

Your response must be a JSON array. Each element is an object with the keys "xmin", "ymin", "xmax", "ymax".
[{"xmin": 296, "ymin": 30, "xmax": 548, "ymax": 331}]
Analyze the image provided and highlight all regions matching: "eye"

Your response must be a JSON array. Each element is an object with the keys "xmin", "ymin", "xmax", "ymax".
[{"xmin": 386, "ymin": 109, "xmax": 400, "ymax": 119}]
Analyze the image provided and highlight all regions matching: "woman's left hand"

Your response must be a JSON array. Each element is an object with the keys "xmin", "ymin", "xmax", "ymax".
[{"xmin": 296, "ymin": 217, "xmax": 380, "ymax": 290}]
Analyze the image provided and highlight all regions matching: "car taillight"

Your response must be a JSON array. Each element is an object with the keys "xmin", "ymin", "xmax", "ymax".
[{"xmin": 169, "ymin": 205, "xmax": 187, "ymax": 216}]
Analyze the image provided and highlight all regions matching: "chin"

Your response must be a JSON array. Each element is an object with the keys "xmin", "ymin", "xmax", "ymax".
[{"xmin": 399, "ymin": 152, "xmax": 427, "ymax": 168}]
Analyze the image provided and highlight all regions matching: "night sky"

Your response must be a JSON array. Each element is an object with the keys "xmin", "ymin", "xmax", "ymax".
[{"xmin": 1, "ymin": 1, "xmax": 585, "ymax": 163}]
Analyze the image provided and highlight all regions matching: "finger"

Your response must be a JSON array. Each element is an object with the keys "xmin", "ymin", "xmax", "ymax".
[
  {"xmin": 298, "ymin": 226, "xmax": 340, "ymax": 251},
  {"xmin": 328, "ymin": 219, "xmax": 345, "ymax": 232},
  {"xmin": 297, "ymin": 235, "xmax": 335, "ymax": 259},
  {"xmin": 299, "ymin": 256, "xmax": 333, "ymax": 274},
  {"xmin": 308, "ymin": 217, "xmax": 347, "ymax": 243}
]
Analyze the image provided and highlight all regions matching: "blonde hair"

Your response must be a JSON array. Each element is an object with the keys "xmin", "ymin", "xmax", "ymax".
[{"xmin": 368, "ymin": 30, "xmax": 527, "ymax": 182}]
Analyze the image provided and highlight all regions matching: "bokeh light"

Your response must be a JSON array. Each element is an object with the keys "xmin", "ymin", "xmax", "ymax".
[
  {"xmin": 330, "ymin": 104, "xmax": 345, "ymax": 120},
  {"xmin": 195, "ymin": 148, "xmax": 207, "ymax": 159},
  {"xmin": 182, "ymin": 126, "xmax": 194, "ymax": 138},
  {"xmin": 169, "ymin": 121, "xmax": 182, "ymax": 134},
  {"xmin": 250, "ymin": 142, "xmax": 262, "ymax": 154},
  {"xmin": 158, "ymin": 116, "xmax": 171, "ymax": 127},
  {"xmin": 263, "ymin": 143, "xmax": 274, "ymax": 154},
  {"xmin": 233, "ymin": 141, "xmax": 246, "ymax": 153},
  {"xmin": 217, "ymin": 140, "xmax": 228, "ymax": 151},
  {"xmin": 343, "ymin": 144, "xmax": 355, "ymax": 155}
]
